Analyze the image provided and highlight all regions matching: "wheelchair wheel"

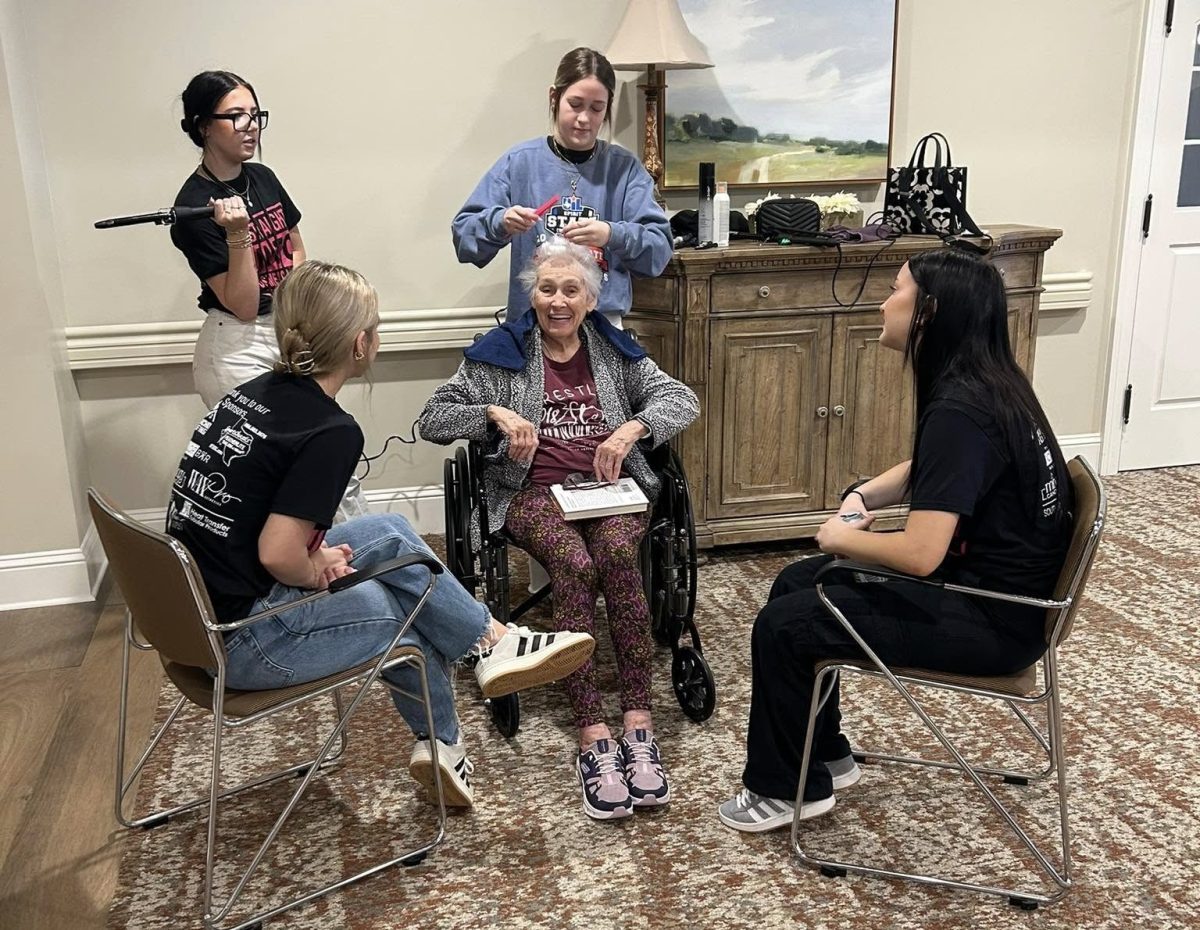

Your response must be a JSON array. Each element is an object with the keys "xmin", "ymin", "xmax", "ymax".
[
  {"xmin": 442, "ymin": 457, "xmax": 463, "ymax": 582},
  {"xmin": 486, "ymin": 692, "xmax": 520, "ymax": 738},
  {"xmin": 650, "ymin": 453, "xmax": 699, "ymax": 647},
  {"xmin": 672, "ymin": 646, "xmax": 716, "ymax": 722}
]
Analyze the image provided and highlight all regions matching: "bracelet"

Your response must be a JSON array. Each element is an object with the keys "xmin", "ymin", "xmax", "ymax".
[
  {"xmin": 226, "ymin": 230, "xmax": 254, "ymax": 250},
  {"xmin": 843, "ymin": 488, "xmax": 867, "ymax": 508}
]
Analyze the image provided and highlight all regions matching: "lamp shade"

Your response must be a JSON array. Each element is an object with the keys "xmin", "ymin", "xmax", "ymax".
[{"xmin": 605, "ymin": 0, "xmax": 713, "ymax": 71}]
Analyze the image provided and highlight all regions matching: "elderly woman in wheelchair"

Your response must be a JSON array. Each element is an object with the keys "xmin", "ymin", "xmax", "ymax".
[{"xmin": 420, "ymin": 238, "xmax": 700, "ymax": 821}]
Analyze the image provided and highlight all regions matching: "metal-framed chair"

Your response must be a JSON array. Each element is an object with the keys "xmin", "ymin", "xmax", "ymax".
[
  {"xmin": 791, "ymin": 455, "xmax": 1106, "ymax": 908},
  {"xmin": 90, "ymin": 488, "xmax": 451, "ymax": 930}
]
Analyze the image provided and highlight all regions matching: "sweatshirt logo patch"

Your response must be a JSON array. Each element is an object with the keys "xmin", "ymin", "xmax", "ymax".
[{"xmin": 540, "ymin": 197, "xmax": 609, "ymax": 275}]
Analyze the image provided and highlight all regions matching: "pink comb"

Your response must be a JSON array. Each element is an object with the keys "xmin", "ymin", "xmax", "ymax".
[{"xmin": 534, "ymin": 195, "xmax": 561, "ymax": 218}]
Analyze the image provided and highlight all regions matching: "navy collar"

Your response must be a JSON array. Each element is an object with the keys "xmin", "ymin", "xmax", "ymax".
[{"xmin": 464, "ymin": 309, "xmax": 646, "ymax": 371}]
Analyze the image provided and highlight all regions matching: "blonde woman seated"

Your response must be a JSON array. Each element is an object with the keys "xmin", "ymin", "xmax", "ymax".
[
  {"xmin": 420, "ymin": 239, "xmax": 699, "ymax": 821},
  {"xmin": 165, "ymin": 261, "xmax": 593, "ymax": 810}
]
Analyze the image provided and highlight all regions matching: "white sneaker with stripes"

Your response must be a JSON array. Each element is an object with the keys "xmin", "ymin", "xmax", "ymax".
[
  {"xmin": 717, "ymin": 788, "xmax": 835, "ymax": 833},
  {"xmin": 473, "ymin": 623, "xmax": 594, "ymax": 699},
  {"xmin": 410, "ymin": 738, "xmax": 474, "ymax": 808}
]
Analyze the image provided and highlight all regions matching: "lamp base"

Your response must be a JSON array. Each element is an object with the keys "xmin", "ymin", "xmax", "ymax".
[{"xmin": 639, "ymin": 65, "xmax": 666, "ymax": 206}]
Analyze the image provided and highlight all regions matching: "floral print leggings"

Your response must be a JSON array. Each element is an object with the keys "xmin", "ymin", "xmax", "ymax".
[{"xmin": 504, "ymin": 485, "xmax": 653, "ymax": 729}]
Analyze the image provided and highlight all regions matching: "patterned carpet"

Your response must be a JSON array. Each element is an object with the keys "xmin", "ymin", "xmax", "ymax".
[{"xmin": 107, "ymin": 467, "xmax": 1200, "ymax": 930}]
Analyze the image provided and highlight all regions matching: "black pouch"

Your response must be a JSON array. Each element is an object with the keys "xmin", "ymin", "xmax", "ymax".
[{"xmin": 755, "ymin": 198, "xmax": 834, "ymax": 246}]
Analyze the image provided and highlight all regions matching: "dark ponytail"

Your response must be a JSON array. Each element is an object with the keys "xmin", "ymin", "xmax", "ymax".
[{"xmin": 179, "ymin": 70, "xmax": 258, "ymax": 148}]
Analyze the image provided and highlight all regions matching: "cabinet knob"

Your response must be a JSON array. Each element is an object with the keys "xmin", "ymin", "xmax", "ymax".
[
  {"xmin": 833, "ymin": 405, "xmax": 846, "ymax": 417},
  {"xmin": 816, "ymin": 406, "xmax": 829, "ymax": 419},
  {"xmin": 758, "ymin": 285, "xmax": 771, "ymax": 298}
]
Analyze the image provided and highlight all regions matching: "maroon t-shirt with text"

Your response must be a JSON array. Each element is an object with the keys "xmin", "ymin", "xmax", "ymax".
[{"xmin": 528, "ymin": 346, "xmax": 620, "ymax": 486}]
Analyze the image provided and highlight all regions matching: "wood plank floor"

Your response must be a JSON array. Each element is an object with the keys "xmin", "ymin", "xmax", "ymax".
[{"xmin": 0, "ymin": 585, "xmax": 162, "ymax": 930}]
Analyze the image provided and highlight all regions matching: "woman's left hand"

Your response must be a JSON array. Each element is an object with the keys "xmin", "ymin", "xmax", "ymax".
[
  {"xmin": 593, "ymin": 420, "xmax": 645, "ymax": 482},
  {"xmin": 815, "ymin": 510, "xmax": 876, "ymax": 555},
  {"xmin": 562, "ymin": 218, "xmax": 611, "ymax": 248}
]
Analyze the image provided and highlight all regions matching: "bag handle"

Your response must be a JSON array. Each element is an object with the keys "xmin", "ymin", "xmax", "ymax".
[
  {"xmin": 908, "ymin": 132, "xmax": 954, "ymax": 169},
  {"xmin": 907, "ymin": 133, "xmax": 939, "ymax": 170}
]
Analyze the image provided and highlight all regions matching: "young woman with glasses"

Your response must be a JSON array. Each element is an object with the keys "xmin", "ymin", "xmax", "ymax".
[{"xmin": 171, "ymin": 70, "xmax": 305, "ymax": 411}]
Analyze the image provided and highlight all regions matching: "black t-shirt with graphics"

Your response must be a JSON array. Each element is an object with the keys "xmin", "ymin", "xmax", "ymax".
[
  {"xmin": 166, "ymin": 372, "xmax": 362, "ymax": 621},
  {"xmin": 170, "ymin": 162, "xmax": 302, "ymax": 316},
  {"xmin": 908, "ymin": 387, "xmax": 1073, "ymax": 628}
]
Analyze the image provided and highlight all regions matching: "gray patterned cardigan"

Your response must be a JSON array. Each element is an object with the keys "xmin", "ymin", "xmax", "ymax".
[{"xmin": 419, "ymin": 317, "xmax": 699, "ymax": 541}]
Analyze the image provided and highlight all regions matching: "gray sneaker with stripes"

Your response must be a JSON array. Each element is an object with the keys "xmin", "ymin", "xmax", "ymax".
[
  {"xmin": 473, "ymin": 623, "xmax": 594, "ymax": 699},
  {"xmin": 717, "ymin": 788, "xmax": 835, "ymax": 832}
]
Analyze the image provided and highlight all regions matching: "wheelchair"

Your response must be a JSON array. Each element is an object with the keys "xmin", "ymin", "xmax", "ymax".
[{"xmin": 442, "ymin": 439, "xmax": 716, "ymax": 737}]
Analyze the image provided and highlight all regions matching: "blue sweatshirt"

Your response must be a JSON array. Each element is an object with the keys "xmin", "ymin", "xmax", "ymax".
[{"xmin": 452, "ymin": 137, "xmax": 672, "ymax": 320}]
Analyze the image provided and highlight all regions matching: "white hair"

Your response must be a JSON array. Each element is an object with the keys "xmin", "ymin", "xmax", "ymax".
[{"xmin": 517, "ymin": 236, "xmax": 603, "ymax": 304}]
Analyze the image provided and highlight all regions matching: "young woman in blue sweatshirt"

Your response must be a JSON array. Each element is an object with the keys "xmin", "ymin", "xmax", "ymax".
[{"xmin": 451, "ymin": 47, "xmax": 672, "ymax": 326}]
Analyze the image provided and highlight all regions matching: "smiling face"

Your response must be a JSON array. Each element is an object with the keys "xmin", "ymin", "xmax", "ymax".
[
  {"xmin": 879, "ymin": 261, "xmax": 920, "ymax": 351},
  {"xmin": 532, "ymin": 258, "xmax": 596, "ymax": 339},
  {"xmin": 552, "ymin": 76, "xmax": 610, "ymax": 151},
  {"xmin": 203, "ymin": 85, "xmax": 261, "ymax": 164}
]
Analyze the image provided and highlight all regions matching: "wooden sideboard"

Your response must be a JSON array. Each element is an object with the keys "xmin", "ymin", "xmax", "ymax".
[{"xmin": 627, "ymin": 224, "xmax": 1062, "ymax": 548}]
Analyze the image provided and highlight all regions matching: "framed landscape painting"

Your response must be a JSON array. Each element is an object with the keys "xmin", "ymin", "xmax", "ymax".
[{"xmin": 662, "ymin": 0, "xmax": 898, "ymax": 189}]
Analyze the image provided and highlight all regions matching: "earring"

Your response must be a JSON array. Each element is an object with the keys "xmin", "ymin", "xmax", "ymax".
[{"xmin": 353, "ymin": 349, "xmax": 365, "ymax": 361}]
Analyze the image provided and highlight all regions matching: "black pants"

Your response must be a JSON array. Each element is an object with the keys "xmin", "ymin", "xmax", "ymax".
[{"xmin": 743, "ymin": 554, "xmax": 1046, "ymax": 802}]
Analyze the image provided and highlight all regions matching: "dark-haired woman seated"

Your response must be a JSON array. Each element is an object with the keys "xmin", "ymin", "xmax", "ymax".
[
  {"xmin": 420, "ymin": 239, "xmax": 699, "ymax": 822},
  {"xmin": 719, "ymin": 248, "xmax": 1074, "ymax": 833}
]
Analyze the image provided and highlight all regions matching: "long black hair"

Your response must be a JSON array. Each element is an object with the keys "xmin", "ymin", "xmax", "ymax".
[{"xmin": 904, "ymin": 247, "xmax": 1069, "ymax": 524}]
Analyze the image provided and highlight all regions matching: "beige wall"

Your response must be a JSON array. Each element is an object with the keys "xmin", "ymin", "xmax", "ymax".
[
  {"xmin": 0, "ymin": 0, "xmax": 90, "ymax": 556},
  {"xmin": 4, "ymin": 0, "xmax": 1151, "ymax": 537}
]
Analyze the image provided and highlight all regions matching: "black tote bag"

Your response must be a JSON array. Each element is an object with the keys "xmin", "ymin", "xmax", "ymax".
[{"xmin": 883, "ymin": 133, "xmax": 984, "ymax": 238}]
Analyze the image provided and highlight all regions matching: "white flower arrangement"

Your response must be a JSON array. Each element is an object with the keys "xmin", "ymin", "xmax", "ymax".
[
  {"xmin": 743, "ymin": 190, "xmax": 862, "ymax": 218},
  {"xmin": 808, "ymin": 191, "xmax": 862, "ymax": 217}
]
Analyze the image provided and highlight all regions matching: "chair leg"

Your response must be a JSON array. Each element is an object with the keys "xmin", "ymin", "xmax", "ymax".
[
  {"xmin": 792, "ymin": 665, "xmax": 1072, "ymax": 905},
  {"xmin": 202, "ymin": 652, "xmax": 447, "ymax": 930}
]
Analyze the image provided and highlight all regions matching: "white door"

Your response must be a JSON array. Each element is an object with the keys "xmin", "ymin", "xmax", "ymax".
[{"xmin": 1122, "ymin": 4, "xmax": 1200, "ymax": 470}]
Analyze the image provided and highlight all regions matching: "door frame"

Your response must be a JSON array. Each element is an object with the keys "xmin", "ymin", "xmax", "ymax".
[{"xmin": 1102, "ymin": 0, "xmax": 1173, "ymax": 474}]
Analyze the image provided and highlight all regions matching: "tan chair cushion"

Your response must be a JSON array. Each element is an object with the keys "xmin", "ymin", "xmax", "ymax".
[
  {"xmin": 815, "ymin": 657, "xmax": 1038, "ymax": 698},
  {"xmin": 163, "ymin": 645, "xmax": 424, "ymax": 719}
]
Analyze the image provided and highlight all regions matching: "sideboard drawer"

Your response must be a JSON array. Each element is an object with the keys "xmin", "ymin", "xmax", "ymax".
[{"xmin": 711, "ymin": 273, "xmax": 826, "ymax": 311}]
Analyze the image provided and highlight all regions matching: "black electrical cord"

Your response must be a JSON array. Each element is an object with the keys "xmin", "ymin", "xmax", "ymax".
[{"xmin": 357, "ymin": 417, "xmax": 420, "ymax": 482}]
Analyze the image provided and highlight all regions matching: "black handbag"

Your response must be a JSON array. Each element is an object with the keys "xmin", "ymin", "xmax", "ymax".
[
  {"xmin": 755, "ymin": 198, "xmax": 833, "ymax": 245},
  {"xmin": 883, "ymin": 133, "xmax": 984, "ymax": 238}
]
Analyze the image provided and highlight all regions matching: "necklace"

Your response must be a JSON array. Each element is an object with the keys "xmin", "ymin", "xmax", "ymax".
[
  {"xmin": 199, "ymin": 162, "xmax": 255, "ymax": 209},
  {"xmin": 549, "ymin": 136, "xmax": 596, "ymax": 194}
]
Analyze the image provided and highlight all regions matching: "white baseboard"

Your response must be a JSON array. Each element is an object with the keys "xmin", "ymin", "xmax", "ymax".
[
  {"xmin": 0, "ymin": 521, "xmax": 106, "ymax": 612},
  {"xmin": 1058, "ymin": 432, "xmax": 1103, "ymax": 468}
]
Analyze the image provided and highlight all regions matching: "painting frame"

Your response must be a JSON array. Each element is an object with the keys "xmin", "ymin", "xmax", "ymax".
[{"xmin": 660, "ymin": 0, "xmax": 899, "ymax": 191}]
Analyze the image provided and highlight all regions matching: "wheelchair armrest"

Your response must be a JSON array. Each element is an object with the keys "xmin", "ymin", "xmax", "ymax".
[
  {"xmin": 330, "ymin": 552, "xmax": 444, "ymax": 593},
  {"xmin": 814, "ymin": 558, "xmax": 945, "ymax": 589}
]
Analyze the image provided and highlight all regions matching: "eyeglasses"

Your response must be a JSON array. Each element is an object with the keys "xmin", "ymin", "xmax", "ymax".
[
  {"xmin": 209, "ymin": 110, "xmax": 269, "ymax": 133},
  {"xmin": 562, "ymin": 473, "xmax": 616, "ymax": 491}
]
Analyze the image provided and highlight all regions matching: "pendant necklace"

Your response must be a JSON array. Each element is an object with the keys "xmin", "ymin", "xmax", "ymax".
[
  {"xmin": 550, "ymin": 136, "xmax": 596, "ymax": 195},
  {"xmin": 199, "ymin": 162, "xmax": 255, "ymax": 209}
]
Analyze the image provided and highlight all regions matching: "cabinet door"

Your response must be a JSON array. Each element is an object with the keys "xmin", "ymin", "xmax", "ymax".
[
  {"xmin": 625, "ymin": 315, "xmax": 678, "ymax": 379},
  {"xmin": 708, "ymin": 315, "xmax": 832, "ymax": 518},
  {"xmin": 826, "ymin": 312, "xmax": 915, "ymax": 508}
]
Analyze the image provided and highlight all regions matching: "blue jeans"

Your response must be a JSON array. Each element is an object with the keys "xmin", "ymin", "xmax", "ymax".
[{"xmin": 223, "ymin": 514, "xmax": 490, "ymax": 744}]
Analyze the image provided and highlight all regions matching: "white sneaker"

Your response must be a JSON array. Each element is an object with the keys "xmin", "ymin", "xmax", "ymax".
[
  {"xmin": 410, "ymin": 738, "xmax": 474, "ymax": 808},
  {"xmin": 825, "ymin": 754, "xmax": 862, "ymax": 791},
  {"xmin": 473, "ymin": 623, "xmax": 594, "ymax": 699}
]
